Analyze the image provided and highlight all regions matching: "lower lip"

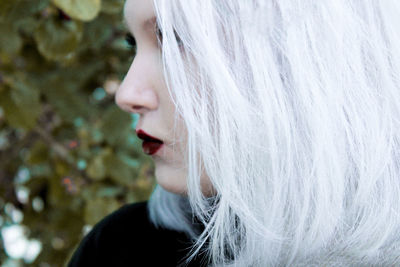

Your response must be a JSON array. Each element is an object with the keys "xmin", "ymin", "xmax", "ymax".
[{"xmin": 142, "ymin": 141, "xmax": 164, "ymax": 155}]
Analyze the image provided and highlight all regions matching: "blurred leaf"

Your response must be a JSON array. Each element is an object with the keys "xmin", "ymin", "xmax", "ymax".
[
  {"xmin": 34, "ymin": 16, "xmax": 83, "ymax": 62},
  {"xmin": 84, "ymin": 197, "xmax": 121, "ymax": 225},
  {"xmin": 16, "ymin": 16, "xmax": 41, "ymax": 36},
  {"xmin": 0, "ymin": 79, "xmax": 41, "ymax": 130},
  {"xmin": 97, "ymin": 186, "xmax": 124, "ymax": 198},
  {"xmin": 0, "ymin": 1, "xmax": 155, "ymax": 265},
  {"xmin": 101, "ymin": 0, "xmax": 124, "ymax": 14},
  {"xmin": 80, "ymin": 183, "xmax": 100, "ymax": 201},
  {"xmin": 26, "ymin": 140, "xmax": 50, "ymax": 164},
  {"xmin": 86, "ymin": 148, "xmax": 110, "ymax": 181},
  {"xmin": 27, "ymin": 56, "xmax": 106, "ymax": 92},
  {"xmin": 79, "ymin": 14, "xmax": 113, "ymax": 52},
  {"xmin": 104, "ymin": 150, "xmax": 137, "ymax": 186},
  {"xmin": 133, "ymin": 175, "xmax": 156, "ymax": 202},
  {"xmin": 14, "ymin": 43, "xmax": 50, "ymax": 73},
  {"xmin": 48, "ymin": 160, "xmax": 79, "ymax": 208},
  {"xmin": 54, "ymin": 159, "xmax": 70, "ymax": 177},
  {"xmin": 0, "ymin": 0, "xmax": 50, "ymax": 23},
  {"xmin": 118, "ymin": 152, "xmax": 140, "ymax": 169},
  {"xmin": 29, "ymin": 163, "xmax": 53, "ymax": 178},
  {"xmin": 0, "ymin": 23, "xmax": 23, "ymax": 59},
  {"xmin": 88, "ymin": 128, "xmax": 104, "ymax": 145},
  {"xmin": 52, "ymin": 0, "xmax": 101, "ymax": 22},
  {"xmin": 99, "ymin": 105, "xmax": 132, "ymax": 146},
  {"xmin": 38, "ymin": 74, "xmax": 92, "ymax": 123},
  {"xmin": 24, "ymin": 177, "xmax": 48, "ymax": 204}
]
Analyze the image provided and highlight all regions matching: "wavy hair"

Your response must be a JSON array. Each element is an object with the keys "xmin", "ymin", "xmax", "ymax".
[{"xmin": 146, "ymin": 0, "xmax": 400, "ymax": 266}]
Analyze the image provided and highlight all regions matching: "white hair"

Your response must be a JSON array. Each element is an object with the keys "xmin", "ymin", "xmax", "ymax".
[{"xmin": 147, "ymin": 0, "xmax": 400, "ymax": 266}]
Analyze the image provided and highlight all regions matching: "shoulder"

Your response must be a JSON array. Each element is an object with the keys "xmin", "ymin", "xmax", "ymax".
[
  {"xmin": 68, "ymin": 201, "xmax": 195, "ymax": 267},
  {"xmin": 92, "ymin": 201, "xmax": 190, "ymax": 244},
  {"xmin": 93, "ymin": 200, "xmax": 150, "ymax": 233}
]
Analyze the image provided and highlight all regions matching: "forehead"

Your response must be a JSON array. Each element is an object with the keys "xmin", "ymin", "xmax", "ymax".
[{"xmin": 123, "ymin": 0, "xmax": 156, "ymax": 29}]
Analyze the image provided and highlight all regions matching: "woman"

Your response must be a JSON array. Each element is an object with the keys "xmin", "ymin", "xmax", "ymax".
[{"xmin": 69, "ymin": 0, "xmax": 400, "ymax": 266}]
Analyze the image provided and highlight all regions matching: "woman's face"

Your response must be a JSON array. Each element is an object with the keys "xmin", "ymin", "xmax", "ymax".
[{"xmin": 115, "ymin": 0, "xmax": 214, "ymax": 196}]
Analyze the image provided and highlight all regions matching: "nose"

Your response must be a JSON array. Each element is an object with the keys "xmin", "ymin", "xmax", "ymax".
[{"xmin": 114, "ymin": 55, "xmax": 158, "ymax": 115}]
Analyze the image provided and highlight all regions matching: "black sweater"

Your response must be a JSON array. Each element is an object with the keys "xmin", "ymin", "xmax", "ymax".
[{"xmin": 67, "ymin": 201, "xmax": 207, "ymax": 267}]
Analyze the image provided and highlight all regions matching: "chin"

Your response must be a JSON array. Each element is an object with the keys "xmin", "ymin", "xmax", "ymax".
[
  {"xmin": 155, "ymin": 166, "xmax": 188, "ymax": 195},
  {"xmin": 158, "ymin": 183, "xmax": 188, "ymax": 195}
]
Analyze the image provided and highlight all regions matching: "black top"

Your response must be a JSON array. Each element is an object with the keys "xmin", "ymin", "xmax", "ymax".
[{"xmin": 67, "ymin": 201, "xmax": 208, "ymax": 267}]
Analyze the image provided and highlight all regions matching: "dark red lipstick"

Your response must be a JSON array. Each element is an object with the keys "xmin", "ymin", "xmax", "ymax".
[{"xmin": 136, "ymin": 129, "xmax": 164, "ymax": 155}]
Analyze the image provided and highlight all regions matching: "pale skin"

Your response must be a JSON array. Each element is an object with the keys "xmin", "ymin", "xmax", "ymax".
[{"xmin": 115, "ymin": 0, "xmax": 215, "ymax": 196}]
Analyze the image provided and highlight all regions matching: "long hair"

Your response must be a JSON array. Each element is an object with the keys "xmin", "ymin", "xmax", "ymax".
[{"xmin": 146, "ymin": 1, "xmax": 400, "ymax": 266}]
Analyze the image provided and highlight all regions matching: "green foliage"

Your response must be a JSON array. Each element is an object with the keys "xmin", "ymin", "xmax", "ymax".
[
  {"xmin": 0, "ymin": 0, "xmax": 157, "ymax": 266},
  {"xmin": 34, "ymin": 16, "xmax": 84, "ymax": 62},
  {"xmin": 0, "ymin": 77, "xmax": 41, "ymax": 130},
  {"xmin": 52, "ymin": 0, "xmax": 101, "ymax": 21}
]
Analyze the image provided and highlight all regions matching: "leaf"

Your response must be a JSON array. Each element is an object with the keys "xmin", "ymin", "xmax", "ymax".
[
  {"xmin": 96, "ymin": 186, "xmax": 124, "ymax": 198},
  {"xmin": 52, "ymin": 0, "xmax": 101, "ymax": 22},
  {"xmin": 48, "ymin": 160, "xmax": 75, "ymax": 207},
  {"xmin": 117, "ymin": 152, "xmax": 140, "ymax": 169},
  {"xmin": 14, "ymin": 43, "xmax": 48, "ymax": 73},
  {"xmin": 88, "ymin": 128, "xmax": 104, "ymax": 145},
  {"xmin": 101, "ymin": 0, "xmax": 124, "ymax": 14},
  {"xmin": 99, "ymin": 105, "xmax": 132, "ymax": 146},
  {"xmin": 78, "ymin": 14, "xmax": 113, "ymax": 52},
  {"xmin": 84, "ymin": 197, "xmax": 121, "ymax": 225},
  {"xmin": 33, "ymin": 16, "xmax": 83, "ymax": 62},
  {"xmin": 0, "ymin": 79, "xmax": 41, "ymax": 130},
  {"xmin": 103, "ymin": 150, "xmax": 137, "ymax": 186},
  {"xmin": 54, "ymin": 159, "xmax": 70, "ymax": 177},
  {"xmin": 86, "ymin": 148, "xmax": 110, "ymax": 181},
  {"xmin": 38, "ymin": 73, "xmax": 92, "ymax": 123},
  {"xmin": 80, "ymin": 183, "xmax": 101, "ymax": 201},
  {"xmin": 16, "ymin": 17, "xmax": 41, "ymax": 36},
  {"xmin": 0, "ymin": 1, "xmax": 157, "ymax": 266},
  {"xmin": 26, "ymin": 140, "xmax": 50, "ymax": 164},
  {"xmin": 32, "ymin": 56, "xmax": 106, "ymax": 89},
  {"xmin": 0, "ymin": 23, "xmax": 23, "ymax": 58},
  {"xmin": 0, "ymin": 0, "xmax": 50, "ymax": 23}
]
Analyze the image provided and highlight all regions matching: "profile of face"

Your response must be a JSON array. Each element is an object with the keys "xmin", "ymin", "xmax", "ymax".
[{"xmin": 115, "ymin": 0, "xmax": 214, "ymax": 196}]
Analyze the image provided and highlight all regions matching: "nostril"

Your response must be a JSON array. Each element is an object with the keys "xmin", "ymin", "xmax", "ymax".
[{"xmin": 131, "ymin": 105, "xmax": 146, "ymax": 114}]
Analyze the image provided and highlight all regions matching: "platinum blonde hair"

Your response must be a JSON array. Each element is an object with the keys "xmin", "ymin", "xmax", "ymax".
[{"xmin": 147, "ymin": 0, "xmax": 400, "ymax": 266}]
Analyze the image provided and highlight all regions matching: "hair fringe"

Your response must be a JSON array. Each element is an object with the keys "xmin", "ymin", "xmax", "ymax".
[{"xmin": 148, "ymin": 0, "xmax": 400, "ymax": 266}]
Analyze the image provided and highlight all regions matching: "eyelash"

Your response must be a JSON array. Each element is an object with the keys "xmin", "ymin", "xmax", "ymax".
[
  {"xmin": 124, "ymin": 24, "xmax": 183, "ymax": 50},
  {"xmin": 125, "ymin": 32, "xmax": 136, "ymax": 49}
]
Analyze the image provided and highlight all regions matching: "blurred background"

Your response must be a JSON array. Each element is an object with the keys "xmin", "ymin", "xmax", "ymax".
[{"xmin": 0, "ymin": 0, "xmax": 158, "ymax": 266}]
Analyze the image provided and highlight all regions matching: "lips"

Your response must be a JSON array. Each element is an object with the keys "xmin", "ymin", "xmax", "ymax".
[
  {"xmin": 142, "ymin": 141, "xmax": 163, "ymax": 155},
  {"xmin": 136, "ymin": 129, "xmax": 164, "ymax": 155},
  {"xmin": 136, "ymin": 129, "xmax": 163, "ymax": 143}
]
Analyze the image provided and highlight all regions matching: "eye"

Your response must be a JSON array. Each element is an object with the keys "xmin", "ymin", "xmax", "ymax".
[
  {"xmin": 155, "ymin": 23, "xmax": 183, "ymax": 48},
  {"xmin": 125, "ymin": 32, "xmax": 136, "ymax": 50},
  {"xmin": 155, "ymin": 23, "xmax": 163, "ymax": 45}
]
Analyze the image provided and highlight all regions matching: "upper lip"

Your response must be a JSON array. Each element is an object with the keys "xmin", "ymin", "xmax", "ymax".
[{"xmin": 136, "ymin": 129, "xmax": 164, "ymax": 143}]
